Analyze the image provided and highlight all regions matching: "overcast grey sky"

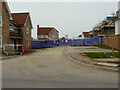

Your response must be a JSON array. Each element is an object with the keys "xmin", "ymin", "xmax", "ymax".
[{"xmin": 8, "ymin": 2, "xmax": 118, "ymax": 38}]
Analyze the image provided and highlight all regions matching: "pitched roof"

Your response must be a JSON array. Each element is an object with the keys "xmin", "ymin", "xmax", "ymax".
[
  {"xmin": 11, "ymin": 12, "xmax": 29, "ymax": 25},
  {"xmin": 83, "ymin": 32, "xmax": 89, "ymax": 37},
  {"xmin": 89, "ymin": 30, "xmax": 93, "ymax": 35},
  {"xmin": 37, "ymin": 27, "xmax": 59, "ymax": 35},
  {"xmin": 61, "ymin": 37, "xmax": 67, "ymax": 40},
  {"xmin": 38, "ymin": 38, "xmax": 50, "ymax": 41}
]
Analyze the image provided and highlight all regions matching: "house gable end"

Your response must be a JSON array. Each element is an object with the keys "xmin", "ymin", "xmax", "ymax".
[{"xmin": 24, "ymin": 14, "xmax": 33, "ymax": 29}]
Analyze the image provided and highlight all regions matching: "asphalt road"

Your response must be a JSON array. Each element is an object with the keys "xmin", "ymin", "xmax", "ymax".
[{"xmin": 2, "ymin": 47, "xmax": 118, "ymax": 88}]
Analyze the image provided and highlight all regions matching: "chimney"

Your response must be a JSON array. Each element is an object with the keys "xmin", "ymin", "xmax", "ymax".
[{"xmin": 37, "ymin": 25, "xmax": 39, "ymax": 35}]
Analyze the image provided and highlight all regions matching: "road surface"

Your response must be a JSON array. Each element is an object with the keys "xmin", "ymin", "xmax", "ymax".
[{"xmin": 2, "ymin": 47, "xmax": 118, "ymax": 88}]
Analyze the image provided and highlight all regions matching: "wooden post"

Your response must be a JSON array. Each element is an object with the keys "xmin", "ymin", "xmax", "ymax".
[{"xmin": 112, "ymin": 38, "xmax": 114, "ymax": 56}]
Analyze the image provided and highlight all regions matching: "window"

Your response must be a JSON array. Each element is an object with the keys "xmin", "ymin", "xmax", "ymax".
[
  {"xmin": 10, "ymin": 39, "xmax": 13, "ymax": 44},
  {"xmin": 46, "ymin": 35, "xmax": 48, "ymax": 38},
  {"xmin": 10, "ymin": 24, "xmax": 14, "ymax": 31},
  {"xmin": 26, "ymin": 27, "xmax": 29, "ymax": 34},
  {"xmin": 0, "ymin": 36, "xmax": 2, "ymax": 47},
  {"xmin": 52, "ymin": 35, "xmax": 56, "ymax": 38},
  {"xmin": 0, "ymin": 16, "xmax": 2, "ymax": 26},
  {"xmin": 40, "ymin": 35, "xmax": 44, "ymax": 38},
  {"xmin": 27, "ymin": 39, "xmax": 29, "ymax": 45}
]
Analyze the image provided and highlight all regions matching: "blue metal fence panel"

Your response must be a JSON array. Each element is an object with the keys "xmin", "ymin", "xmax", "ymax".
[
  {"xmin": 31, "ymin": 38, "xmax": 103, "ymax": 49},
  {"xmin": 73, "ymin": 39, "xmax": 85, "ymax": 46},
  {"xmin": 31, "ymin": 41, "xmax": 41, "ymax": 49},
  {"xmin": 86, "ymin": 38, "xmax": 99, "ymax": 45},
  {"xmin": 100, "ymin": 37, "xmax": 103, "ymax": 44},
  {"xmin": 59, "ymin": 40, "xmax": 72, "ymax": 46}
]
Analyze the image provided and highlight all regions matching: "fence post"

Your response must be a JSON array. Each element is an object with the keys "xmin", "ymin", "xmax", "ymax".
[
  {"xmin": 112, "ymin": 37, "xmax": 114, "ymax": 56},
  {"xmin": 85, "ymin": 38, "xmax": 87, "ymax": 45},
  {"xmin": 99, "ymin": 37, "xmax": 102, "ymax": 44}
]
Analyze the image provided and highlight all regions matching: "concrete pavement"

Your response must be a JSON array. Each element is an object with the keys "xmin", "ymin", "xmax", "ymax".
[
  {"xmin": 67, "ymin": 46, "xmax": 119, "ymax": 71},
  {"xmin": 2, "ymin": 47, "xmax": 118, "ymax": 88}
]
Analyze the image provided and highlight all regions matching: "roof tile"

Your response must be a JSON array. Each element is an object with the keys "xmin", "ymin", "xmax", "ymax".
[{"xmin": 11, "ymin": 12, "xmax": 29, "ymax": 25}]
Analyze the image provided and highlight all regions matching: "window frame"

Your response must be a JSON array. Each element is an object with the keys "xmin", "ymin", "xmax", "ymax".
[
  {"xmin": 10, "ymin": 24, "xmax": 14, "ymax": 31},
  {"xmin": 46, "ymin": 35, "xmax": 48, "ymax": 38},
  {"xmin": 40, "ymin": 35, "xmax": 44, "ymax": 38},
  {"xmin": 52, "ymin": 35, "xmax": 56, "ymax": 38},
  {"xmin": 0, "ymin": 16, "xmax": 2, "ymax": 26},
  {"xmin": 27, "ymin": 39, "xmax": 29, "ymax": 45},
  {"xmin": 0, "ymin": 36, "xmax": 2, "ymax": 47}
]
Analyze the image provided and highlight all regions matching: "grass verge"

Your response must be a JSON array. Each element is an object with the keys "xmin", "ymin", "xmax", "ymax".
[
  {"xmin": 95, "ymin": 45, "xmax": 120, "ymax": 51},
  {"xmin": 29, "ymin": 49, "xmax": 38, "ymax": 54}
]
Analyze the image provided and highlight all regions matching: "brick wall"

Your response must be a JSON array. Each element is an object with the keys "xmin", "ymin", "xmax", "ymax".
[
  {"xmin": 21, "ymin": 16, "xmax": 32, "ymax": 49},
  {"xmin": 2, "ymin": 2, "xmax": 10, "ymax": 46},
  {"xmin": 48, "ymin": 28, "xmax": 59, "ymax": 40}
]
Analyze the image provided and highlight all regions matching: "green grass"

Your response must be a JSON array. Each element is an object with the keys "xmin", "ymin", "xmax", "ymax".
[
  {"xmin": 85, "ymin": 52, "xmax": 108, "ymax": 58},
  {"xmin": 29, "ymin": 50, "xmax": 37, "ymax": 54},
  {"xmin": 85, "ymin": 52, "xmax": 120, "ymax": 58},
  {"xmin": 95, "ymin": 45, "xmax": 120, "ymax": 51},
  {"xmin": 108, "ymin": 52, "xmax": 120, "ymax": 58}
]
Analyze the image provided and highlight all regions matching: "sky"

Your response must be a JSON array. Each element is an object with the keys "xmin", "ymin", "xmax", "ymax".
[{"xmin": 8, "ymin": 1, "xmax": 118, "ymax": 39}]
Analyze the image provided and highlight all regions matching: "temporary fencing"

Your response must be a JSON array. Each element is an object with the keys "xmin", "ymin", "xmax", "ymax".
[{"xmin": 31, "ymin": 38, "xmax": 103, "ymax": 49}]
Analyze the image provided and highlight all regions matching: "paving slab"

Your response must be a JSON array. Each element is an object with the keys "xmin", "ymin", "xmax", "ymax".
[
  {"xmin": 96, "ymin": 62, "xmax": 119, "ymax": 67},
  {"xmin": 93, "ymin": 58, "xmax": 119, "ymax": 62}
]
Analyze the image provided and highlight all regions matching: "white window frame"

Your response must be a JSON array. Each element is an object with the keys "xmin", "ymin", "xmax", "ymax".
[
  {"xmin": 0, "ymin": 36, "xmax": 2, "ymax": 47},
  {"xmin": 26, "ymin": 27, "xmax": 29, "ymax": 34},
  {"xmin": 52, "ymin": 35, "xmax": 56, "ymax": 38},
  {"xmin": 46, "ymin": 35, "xmax": 48, "ymax": 38},
  {"xmin": 10, "ymin": 24, "xmax": 14, "ymax": 31},
  {"xmin": 40, "ymin": 35, "xmax": 44, "ymax": 38},
  {"xmin": 0, "ymin": 16, "xmax": 2, "ymax": 26}
]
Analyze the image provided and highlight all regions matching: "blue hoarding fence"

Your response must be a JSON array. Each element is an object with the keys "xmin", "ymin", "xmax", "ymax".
[{"xmin": 31, "ymin": 37, "xmax": 103, "ymax": 49}]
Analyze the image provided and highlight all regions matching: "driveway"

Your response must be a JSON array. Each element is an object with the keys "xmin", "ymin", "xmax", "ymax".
[{"xmin": 2, "ymin": 47, "xmax": 118, "ymax": 88}]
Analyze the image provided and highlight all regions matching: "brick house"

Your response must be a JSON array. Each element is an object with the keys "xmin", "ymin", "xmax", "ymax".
[
  {"xmin": 82, "ymin": 32, "xmax": 89, "ymax": 39},
  {"xmin": 92, "ymin": 27, "xmax": 101, "ymax": 38},
  {"xmin": 61, "ymin": 37, "xmax": 67, "ymax": 40},
  {"xmin": 0, "ymin": 1, "xmax": 11, "ymax": 49},
  {"xmin": 88, "ymin": 30, "xmax": 93, "ymax": 38},
  {"xmin": 37, "ymin": 25, "xmax": 59, "ymax": 41},
  {"xmin": 93, "ymin": 16, "xmax": 115, "ymax": 38},
  {"xmin": 100, "ymin": 21, "xmax": 115, "ymax": 37},
  {"xmin": 0, "ymin": 0, "xmax": 33, "ymax": 51},
  {"xmin": 11, "ymin": 12, "xmax": 33, "ymax": 48}
]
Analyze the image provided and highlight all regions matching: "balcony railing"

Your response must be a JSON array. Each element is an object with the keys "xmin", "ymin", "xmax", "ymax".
[{"xmin": 10, "ymin": 31, "xmax": 22, "ymax": 39}]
